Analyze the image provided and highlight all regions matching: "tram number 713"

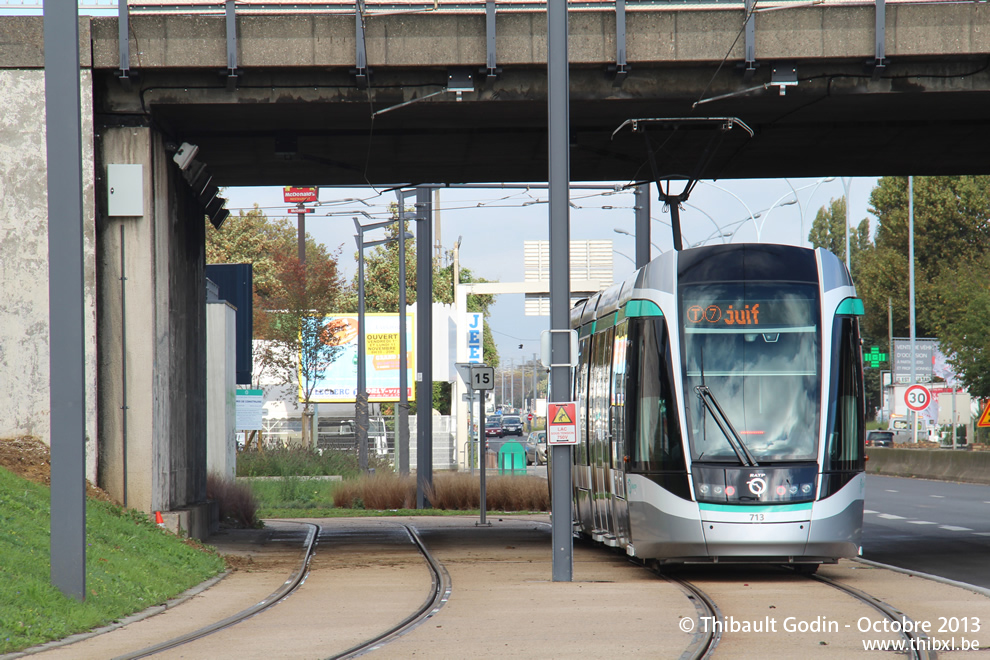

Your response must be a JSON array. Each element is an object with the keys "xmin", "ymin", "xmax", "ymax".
[{"xmin": 750, "ymin": 513, "xmax": 765, "ymax": 522}]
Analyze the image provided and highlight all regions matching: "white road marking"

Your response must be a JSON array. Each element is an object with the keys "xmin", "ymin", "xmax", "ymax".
[
  {"xmin": 930, "ymin": 495, "xmax": 945, "ymax": 498},
  {"xmin": 877, "ymin": 513, "xmax": 905, "ymax": 520},
  {"xmin": 939, "ymin": 525, "xmax": 973, "ymax": 532},
  {"xmin": 906, "ymin": 520, "xmax": 937, "ymax": 525},
  {"xmin": 885, "ymin": 490, "xmax": 899, "ymax": 493},
  {"xmin": 864, "ymin": 509, "xmax": 878, "ymax": 514},
  {"xmin": 974, "ymin": 533, "xmax": 990, "ymax": 537}
]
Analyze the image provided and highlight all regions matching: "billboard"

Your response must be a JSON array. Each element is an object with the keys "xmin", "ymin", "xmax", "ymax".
[{"xmin": 304, "ymin": 314, "xmax": 416, "ymax": 402}]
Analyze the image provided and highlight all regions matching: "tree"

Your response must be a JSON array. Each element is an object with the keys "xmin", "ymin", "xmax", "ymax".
[
  {"xmin": 351, "ymin": 221, "xmax": 500, "ymax": 414},
  {"xmin": 851, "ymin": 176, "xmax": 990, "ymax": 395},
  {"xmin": 207, "ymin": 206, "xmax": 348, "ymax": 444},
  {"xmin": 807, "ymin": 196, "xmax": 871, "ymax": 280},
  {"xmin": 930, "ymin": 252, "xmax": 990, "ymax": 397},
  {"xmin": 206, "ymin": 204, "xmax": 342, "ymax": 343},
  {"xmin": 260, "ymin": 247, "xmax": 348, "ymax": 447}
]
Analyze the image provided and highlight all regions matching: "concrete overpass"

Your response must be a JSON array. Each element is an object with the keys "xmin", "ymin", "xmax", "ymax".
[{"xmin": 2, "ymin": 0, "xmax": 989, "ymax": 533}]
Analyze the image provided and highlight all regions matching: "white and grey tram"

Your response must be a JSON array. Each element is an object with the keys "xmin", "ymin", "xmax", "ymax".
[{"xmin": 568, "ymin": 244, "xmax": 865, "ymax": 570}]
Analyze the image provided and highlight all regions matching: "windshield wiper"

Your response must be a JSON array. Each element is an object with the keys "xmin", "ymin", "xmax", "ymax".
[{"xmin": 695, "ymin": 385, "xmax": 759, "ymax": 467}]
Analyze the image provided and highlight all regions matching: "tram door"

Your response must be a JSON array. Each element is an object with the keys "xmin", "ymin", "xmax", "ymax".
[
  {"xmin": 609, "ymin": 320, "xmax": 631, "ymax": 546},
  {"xmin": 590, "ymin": 328, "xmax": 614, "ymax": 540}
]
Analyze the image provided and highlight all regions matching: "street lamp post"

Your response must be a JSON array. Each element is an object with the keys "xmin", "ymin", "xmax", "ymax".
[
  {"xmin": 354, "ymin": 217, "xmax": 412, "ymax": 472},
  {"xmin": 613, "ymin": 227, "xmax": 663, "ymax": 254}
]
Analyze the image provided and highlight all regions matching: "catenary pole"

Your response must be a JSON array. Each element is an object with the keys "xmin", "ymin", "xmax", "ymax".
[
  {"xmin": 45, "ymin": 0, "xmax": 86, "ymax": 600},
  {"xmin": 548, "ymin": 0, "xmax": 574, "ymax": 582}
]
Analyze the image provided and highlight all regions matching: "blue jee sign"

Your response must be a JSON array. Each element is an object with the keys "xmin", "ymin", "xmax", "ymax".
[{"xmin": 467, "ymin": 313, "xmax": 483, "ymax": 363}]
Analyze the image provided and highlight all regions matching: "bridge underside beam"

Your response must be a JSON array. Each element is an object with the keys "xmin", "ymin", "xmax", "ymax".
[{"xmin": 96, "ymin": 57, "xmax": 990, "ymax": 186}]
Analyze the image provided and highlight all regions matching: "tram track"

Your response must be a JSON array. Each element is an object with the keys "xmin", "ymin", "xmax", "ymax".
[
  {"xmin": 653, "ymin": 568, "xmax": 723, "ymax": 660},
  {"xmin": 112, "ymin": 521, "xmax": 451, "ymax": 660},
  {"xmin": 113, "ymin": 522, "xmax": 321, "ymax": 660},
  {"xmin": 646, "ymin": 560, "xmax": 939, "ymax": 660},
  {"xmin": 327, "ymin": 523, "xmax": 452, "ymax": 659},
  {"xmin": 807, "ymin": 571, "xmax": 936, "ymax": 660}
]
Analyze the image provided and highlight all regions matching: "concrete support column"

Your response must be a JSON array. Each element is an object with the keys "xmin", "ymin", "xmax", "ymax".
[{"xmin": 97, "ymin": 127, "xmax": 208, "ymax": 525}]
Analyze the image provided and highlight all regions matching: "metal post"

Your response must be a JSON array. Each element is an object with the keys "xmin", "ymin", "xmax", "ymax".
[
  {"xmin": 44, "ymin": 0, "xmax": 86, "ymax": 600},
  {"xmin": 295, "ymin": 202, "xmax": 306, "ymax": 264},
  {"xmin": 908, "ymin": 176, "xmax": 917, "ymax": 443},
  {"xmin": 842, "ymin": 178, "xmax": 852, "ymax": 273},
  {"xmin": 635, "ymin": 184, "xmax": 650, "ymax": 267},
  {"xmin": 120, "ymin": 226, "xmax": 128, "ymax": 508},
  {"xmin": 478, "ymin": 400, "xmax": 488, "ymax": 525},
  {"xmin": 354, "ymin": 229, "xmax": 369, "ymax": 471},
  {"xmin": 117, "ymin": 0, "xmax": 130, "ymax": 80},
  {"xmin": 509, "ymin": 358, "xmax": 514, "ymax": 410},
  {"xmin": 416, "ymin": 187, "xmax": 433, "ymax": 508},
  {"xmin": 548, "ymin": 0, "xmax": 574, "ymax": 582},
  {"xmin": 398, "ymin": 205, "xmax": 410, "ymax": 475}
]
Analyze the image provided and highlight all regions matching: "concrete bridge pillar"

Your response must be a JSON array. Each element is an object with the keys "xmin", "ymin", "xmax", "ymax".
[{"xmin": 96, "ymin": 126, "xmax": 210, "ymax": 535}]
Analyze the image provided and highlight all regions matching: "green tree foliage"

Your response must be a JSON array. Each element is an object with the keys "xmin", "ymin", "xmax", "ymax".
[
  {"xmin": 850, "ymin": 176, "xmax": 990, "ymax": 397},
  {"xmin": 258, "ymin": 249, "xmax": 347, "ymax": 447},
  {"xmin": 807, "ymin": 196, "xmax": 871, "ymax": 278},
  {"xmin": 206, "ymin": 205, "xmax": 341, "ymax": 340}
]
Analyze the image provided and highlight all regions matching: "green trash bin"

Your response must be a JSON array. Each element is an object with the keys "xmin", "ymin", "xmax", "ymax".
[{"xmin": 498, "ymin": 442, "xmax": 527, "ymax": 475}]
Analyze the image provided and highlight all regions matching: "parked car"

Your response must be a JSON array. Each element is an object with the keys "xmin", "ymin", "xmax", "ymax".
[
  {"xmin": 501, "ymin": 415, "xmax": 524, "ymax": 436},
  {"xmin": 866, "ymin": 430, "xmax": 894, "ymax": 447},
  {"xmin": 485, "ymin": 420, "xmax": 504, "ymax": 438},
  {"xmin": 527, "ymin": 430, "xmax": 547, "ymax": 465}
]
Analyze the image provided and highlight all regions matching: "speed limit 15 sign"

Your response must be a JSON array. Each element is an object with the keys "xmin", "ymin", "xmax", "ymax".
[
  {"xmin": 904, "ymin": 384, "xmax": 932, "ymax": 412},
  {"xmin": 470, "ymin": 365, "xmax": 494, "ymax": 390}
]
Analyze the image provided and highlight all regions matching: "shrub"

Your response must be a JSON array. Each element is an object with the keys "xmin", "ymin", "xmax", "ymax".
[{"xmin": 207, "ymin": 472, "xmax": 260, "ymax": 528}]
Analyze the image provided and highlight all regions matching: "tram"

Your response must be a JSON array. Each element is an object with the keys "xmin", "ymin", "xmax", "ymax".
[{"xmin": 568, "ymin": 244, "xmax": 865, "ymax": 571}]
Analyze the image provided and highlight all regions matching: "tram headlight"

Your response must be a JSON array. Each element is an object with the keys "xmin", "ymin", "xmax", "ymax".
[
  {"xmin": 699, "ymin": 484, "xmax": 710, "ymax": 495},
  {"xmin": 713, "ymin": 486, "xmax": 723, "ymax": 495},
  {"xmin": 801, "ymin": 483, "xmax": 813, "ymax": 495},
  {"xmin": 789, "ymin": 485, "xmax": 798, "ymax": 495}
]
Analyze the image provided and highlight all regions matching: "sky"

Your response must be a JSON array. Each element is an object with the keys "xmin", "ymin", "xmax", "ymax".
[{"xmin": 224, "ymin": 177, "xmax": 879, "ymax": 368}]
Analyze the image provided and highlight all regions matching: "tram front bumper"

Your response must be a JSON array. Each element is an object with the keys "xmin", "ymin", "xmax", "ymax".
[{"xmin": 701, "ymin": 520, "xmax": 811, "ymax": 557}]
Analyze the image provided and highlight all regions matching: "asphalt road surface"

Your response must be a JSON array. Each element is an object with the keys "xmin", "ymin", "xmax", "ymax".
[{"xmin": 863, "ymin": 474, "xmax": 990, "ymax": 589}]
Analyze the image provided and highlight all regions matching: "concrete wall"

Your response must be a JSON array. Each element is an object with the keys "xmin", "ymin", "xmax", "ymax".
[
  {"xmin": 96, "ymin": 127, "xmax": 208, "ymax": 515},
  {"xmin": 0, "ymin": 68, "xmax": 99, "ymax": 484},
  {"xmin": 867, "ymin": 448, "xmax": 990, "ymax": 486},
  {"xmin": 207, "ymin": 300, "xmax": 236, "ymax": 480}
]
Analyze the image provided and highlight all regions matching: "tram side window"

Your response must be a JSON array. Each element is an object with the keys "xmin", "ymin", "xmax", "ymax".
[
  {"xmin": 575, "ymin": 336, "xmax": 591, "ymax": 466},
  {"xmin": 627, "ymin": 318, "xmax": 683, "ymax": 473},
  {"xmin": 611, "ymin": 321, "xmax": 629, "ymax": 467},
  {"xmin": 824, "ymin": 316, "xmax": 865, "ymax": 473},
  {"xmin": 590, "ymin": 328, "xmax": 614, "ymax": 470}
]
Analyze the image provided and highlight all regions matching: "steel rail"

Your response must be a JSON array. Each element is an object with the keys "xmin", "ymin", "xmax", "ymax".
[
  {"xmin": 654, "ymin": 570, "xmax": 723, "ymax": 660},
  {"xmin": 808, "ymin": 572, "xmax": 935, "ymax": 660},
  {"xmin": 113, "ymin": 522, "xmax": 321, "ymax": 660},
  {"xmin": 328, "ymin": 523, "xmax": 452, "ymax": 659}
]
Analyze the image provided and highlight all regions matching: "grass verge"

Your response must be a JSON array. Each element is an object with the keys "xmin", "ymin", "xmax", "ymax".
[{"xmin": 0, "ymin": 468, "xmax": 226, "ymax": 655}]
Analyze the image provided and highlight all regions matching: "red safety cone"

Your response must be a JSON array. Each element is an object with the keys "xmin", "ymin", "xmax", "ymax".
[{"xmin": 155, "ymin": 511, "xmax": 165, "ymax": 528}]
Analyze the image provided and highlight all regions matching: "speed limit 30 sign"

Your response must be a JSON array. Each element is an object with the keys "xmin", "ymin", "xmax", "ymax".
[{"xmin": 904, "ymin": 384, "xmax": 932, "ymax": 412}]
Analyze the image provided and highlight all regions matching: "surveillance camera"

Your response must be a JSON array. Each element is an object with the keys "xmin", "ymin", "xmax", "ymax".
[{"xmin": 172, "ymin": 142, "xmax": 199, "ymax": 171}]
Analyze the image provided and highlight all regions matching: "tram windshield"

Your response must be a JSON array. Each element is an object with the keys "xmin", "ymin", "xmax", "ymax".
[{"xmin": 680, "ymin": 282, "xmax": 821, "ymax": 463}]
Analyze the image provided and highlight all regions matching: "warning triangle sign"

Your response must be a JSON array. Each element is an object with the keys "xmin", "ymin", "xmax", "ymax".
[
  {"xmin": 978, "ymin": 400, "xmax": 990, "ymax": 428},
  {"xmin": 552, "ymin": 405, "xmax": 573, "ymax": 425}
]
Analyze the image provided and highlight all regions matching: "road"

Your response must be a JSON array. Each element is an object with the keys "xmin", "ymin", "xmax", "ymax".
[{"xmin": 862, "ymin": 474, "xmax": 990, "ymax": 589}]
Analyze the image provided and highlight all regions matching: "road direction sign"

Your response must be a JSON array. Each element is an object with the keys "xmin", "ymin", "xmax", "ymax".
[
  {"xmin": 547, "ymin": 402, "xmax": 577, "ymax": 445},
  {"xmin": 904, "ymin": 384, "xmax": 932, "ymax": 412}
]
